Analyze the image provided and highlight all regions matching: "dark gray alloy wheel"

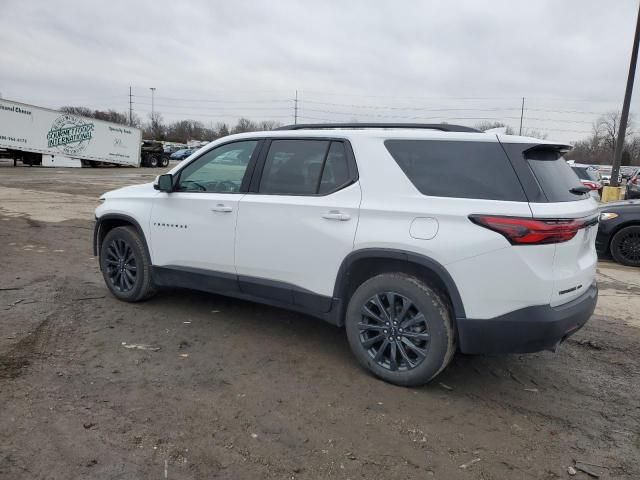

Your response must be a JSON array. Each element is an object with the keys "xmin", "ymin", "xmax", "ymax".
[
  {"xmin": 611, "ymin": 225, "xmax": 640, "ymax": 267},
  {"xmin": 100, "ymin": 226, "xmax": 157, "ymax": 302},
  {"xmin": 104, "ymin": 238, "xmax": 137, "ymax": 293},
  {"xmin": 345, "ymin": 273, "xmax": 455, "ymax": 387},
  {"xmin": 359, "ymin": 292, "xmax": 430, "ymax": 372}
]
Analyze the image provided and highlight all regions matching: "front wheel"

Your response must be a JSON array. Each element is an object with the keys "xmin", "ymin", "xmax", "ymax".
[
  {"xmin": 610, "ymin": 225, "xmax": 640, "ymax": 267},
  {"xmin": 345, "ymin": 273, "xmax": 455, "ymax": 387},
  {"xmin": 99, "ymin": 226, "xmax": 157, "ymax": 301}
]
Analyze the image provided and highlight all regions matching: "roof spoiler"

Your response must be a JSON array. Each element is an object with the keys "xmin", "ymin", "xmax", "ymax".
[{"xmin": 523, "ymin": 143, "xmax": 572, "ymax": 155}]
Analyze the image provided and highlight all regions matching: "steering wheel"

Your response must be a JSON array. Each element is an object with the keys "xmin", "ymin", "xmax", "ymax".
[
  {"xmin": 216, "ymin": 180, "xmax": 238, "ymax": 193},
  {"xmin": 180, "ymin": 179, "xmax": 207, "ymax": 191}
]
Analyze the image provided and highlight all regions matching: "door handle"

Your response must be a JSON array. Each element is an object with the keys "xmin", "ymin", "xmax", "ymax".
[
  {"xmin": 322, "ymin": 210, "xmax": 350, "ymax": 221},
  {"xmin": 211, "ymin": 204, "xmax": 233, "ymax": 213}
]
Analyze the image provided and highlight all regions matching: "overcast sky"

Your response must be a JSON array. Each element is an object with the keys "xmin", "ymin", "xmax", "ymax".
[{"xmin": 1, "ymin": 0, "xmax": 639, "ymax": 142}]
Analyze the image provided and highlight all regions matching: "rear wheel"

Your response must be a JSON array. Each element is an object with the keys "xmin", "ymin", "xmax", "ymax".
[
  {"xmin": 160, "ymin": 155, "xmax": 170, "ymax": 168},
  {"xmin": 610, "ymin": 225, "xmax": 640, "ymax": 267},
  {"xmin": 100, "ymin": 226, "xmax": 157, "ymax": 301},
  {"xmin": 148, "ymin": 155, "xmax": 159, "ymax": 168},
  {"xmin": 345, "ymin": 273, "xmax": 455, "ymax": 386}
]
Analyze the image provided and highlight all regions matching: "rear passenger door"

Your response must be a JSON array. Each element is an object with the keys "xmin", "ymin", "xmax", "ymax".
[{"xmin": 235, "ymin": 138, "xmax": 361, "ymax": 311}]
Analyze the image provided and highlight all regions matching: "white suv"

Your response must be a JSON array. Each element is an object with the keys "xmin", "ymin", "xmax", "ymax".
[{"xmin": 95, "ymin": 123, "xmax": 599, "ymax": 386}]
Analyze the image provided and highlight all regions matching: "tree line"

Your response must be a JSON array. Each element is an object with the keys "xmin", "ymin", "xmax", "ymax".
[
  {"xmin": 60, "ymin": 106, "xmax": 282, "ymax": 144},
  {"xmin": 60, "ymin": 105, "xmax": 640, "ymax": 166}
]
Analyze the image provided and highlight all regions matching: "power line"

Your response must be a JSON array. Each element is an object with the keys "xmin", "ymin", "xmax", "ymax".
[
  {"xmin": 132, "ymin": 95, "xmax": 291, "ymax": 104},
  {"xmin": 132, "ymin": 101, "xmax": 291, "ymax": 112}
]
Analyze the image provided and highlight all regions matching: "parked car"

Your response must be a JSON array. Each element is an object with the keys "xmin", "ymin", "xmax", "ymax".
[
  {"xmin": 170, "ymin": 149, "xmax": 194, "ymax": 161},
  {"xmin": 596, "ymin": 200, "xmax": 640, "ymax": 266},
  {"xmin": 626, "ymin": 168, "xmax": 640, "ymax": 199},
  {"xmin": 94, "ymin": 123, "xmax": 599, "ymax": 386},
  {"xmin": 598, "ymin": 165, "xmax": 623, "ymax": 186},
  {"xmin": 571, "ymin": 164, "xmax": 602, "ymax": 200}
]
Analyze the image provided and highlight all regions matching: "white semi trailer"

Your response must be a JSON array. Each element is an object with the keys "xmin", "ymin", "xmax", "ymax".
[{"xmin": 0, "ymin": 98, "xmax": 142, "ymax": 167}]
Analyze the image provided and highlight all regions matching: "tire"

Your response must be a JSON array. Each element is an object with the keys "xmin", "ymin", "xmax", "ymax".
[
  {"xmin": 99, "ymin": 226, "xmax": 157, "ymax": 302},
  {"xmin": 160, "ymin": 155, "xmax": 170, "ymax": 168},
  {"xmin": 610, "ymin": 225, "xmax": 640, "ymax": 267},
  {"xmin": 345, "ymin": 273, "xmax": 455, "ymax": 387},
  {"xmin": 148, "ymin": 155, "xmax": 159, "ymax": 168}
]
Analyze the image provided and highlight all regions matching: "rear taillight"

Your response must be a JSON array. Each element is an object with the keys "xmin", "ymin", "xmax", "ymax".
[
  {"xmin": 469, "ymin": 215, "xmax": 594, "ymax": 245},
  {"xmin": 582, "ymin": 181, "xmax": 599, "ymax": 190}
]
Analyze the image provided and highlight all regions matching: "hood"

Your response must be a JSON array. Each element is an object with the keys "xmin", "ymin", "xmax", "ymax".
[
  {"xmin": 599, "ymin": 199, "xmax": 640, "ymax": 211},
  {"xmin": 100, "ymin": 182, "xmax": 156, "ymax": 200}
]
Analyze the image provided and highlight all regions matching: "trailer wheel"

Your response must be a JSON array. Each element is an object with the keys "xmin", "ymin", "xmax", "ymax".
[
  {"xmin": 160, "ymin": 155, "xmax": 170, "ymax": 168},
  {"xmin": 148, "ymin": 155, "xmax": 159, "ymax": 168}
]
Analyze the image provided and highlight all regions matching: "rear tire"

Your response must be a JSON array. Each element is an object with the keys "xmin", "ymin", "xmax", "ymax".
[
  {"xmin": 160, "ymin": 155, "xmax": 170, "ymax": 168},
  {"xmin": 610, "ymin": 225, "xmax": 640, "ymax": 267},
  {"xmin": 345, "ymin": 273, "xmax": 455, "ymax": 386},
  {"xmin": 148, "ymin": 155, "xmax": 159, "ymax": 168},
  {"xmin": 100, "ymin": 226, "xmax": 157, "ymax": 301}
]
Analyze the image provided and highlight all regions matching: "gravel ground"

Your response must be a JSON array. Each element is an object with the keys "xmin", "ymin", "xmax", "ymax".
[{"xmin": 0, "ymin": 161, "xmax": 639, "ymax": 480}]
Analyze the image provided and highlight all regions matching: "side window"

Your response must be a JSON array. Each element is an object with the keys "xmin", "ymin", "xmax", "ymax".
[
  {"xmin": 384, "ymin": 140, "xmax": 527, "ymax": 201},
  {"xmin": 319, "ymin": 142, "xmax": 350, "ymax": 194},
  {"xmin": 176, "ymin": 140, "xmax": 257, "ymax": 193},
  {"xmin": 259, "ymin": 140, "xmax": 353, "ymax": 195}
]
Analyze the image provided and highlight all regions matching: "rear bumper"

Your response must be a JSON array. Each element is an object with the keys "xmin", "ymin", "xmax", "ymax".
[{"xmin": 457, "ymin": 282, "xmax": 597, "ymax": 354}]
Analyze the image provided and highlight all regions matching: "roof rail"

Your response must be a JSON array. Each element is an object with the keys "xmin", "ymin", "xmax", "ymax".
[{"xmin": 275, "ymin": 123, "xmax": 481, "ymax": 133}]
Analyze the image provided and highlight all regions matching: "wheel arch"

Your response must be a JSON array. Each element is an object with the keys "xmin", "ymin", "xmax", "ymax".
[
  {"xmin": 94, "ymin": 214, "xmax": 151, "ymax": 262},
  {"xmin": 332, "ymin": 248, "xmax": 466, "ymax": 326}
]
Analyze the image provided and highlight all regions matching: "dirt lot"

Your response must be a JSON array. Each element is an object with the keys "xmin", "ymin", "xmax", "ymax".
[{"xmin": 0, "ymin": 160, "xmax": 639, "ymax": 480}]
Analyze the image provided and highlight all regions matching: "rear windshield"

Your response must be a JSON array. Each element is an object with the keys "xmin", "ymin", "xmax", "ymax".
[
  {"xmin": 384, "ymin": 140, "xmax": 526, "ymax": 201},
  {"xmin": 526, "ymin": 150, "xmax": 587, "ymax": 202},
  {"xmin": 572, "ymin": 166, "xmax": 592, "ymax": 180}
]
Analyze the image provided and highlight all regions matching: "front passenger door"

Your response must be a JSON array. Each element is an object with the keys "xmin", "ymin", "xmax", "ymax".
[{"xmin": 150, "ymin": 140, "xmax": 260, "ymax": 273}]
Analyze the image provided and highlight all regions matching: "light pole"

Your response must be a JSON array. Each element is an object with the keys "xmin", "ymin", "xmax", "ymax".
[{"xmin": 149, "ymin": 87, "xmax": 156, "ymax": 121}]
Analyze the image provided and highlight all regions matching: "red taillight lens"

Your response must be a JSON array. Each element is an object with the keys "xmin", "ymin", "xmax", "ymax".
[
  {"xmin": 582, "ymin": 181, "xmax": 599, "ymax": 190},
  {"xmin": 469, "ymin": 215, "xmax": 591, "ymax": 245}
]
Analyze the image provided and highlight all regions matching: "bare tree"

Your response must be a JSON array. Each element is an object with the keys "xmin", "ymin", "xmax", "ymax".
[
  {"xmin": 594, "ymin": 111, "xmax": 634, "ymax": 152},
  {"xmin": 257, "ymin": 120, "xmax": 281, "ymax": 131},
  {"xmin": 473, "ymin": 121, "xmax": 515, "ymax": 134},
  {"xmin": 232, "ymin": 118, "xmax": 257, "ymax": 133}
]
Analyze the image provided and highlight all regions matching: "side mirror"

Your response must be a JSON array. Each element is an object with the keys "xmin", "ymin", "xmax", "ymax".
[{"xmin": 155, "ymin": 174, "xmax": 174, "ymax": 192}]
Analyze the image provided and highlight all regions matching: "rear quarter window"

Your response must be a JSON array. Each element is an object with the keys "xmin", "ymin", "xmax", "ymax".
[
  {"xmin": 525, "ymin": 149, "xmax": 587, "ymax": 202},
  {"xmin": 384, "ymin": 140, "xmax": 527, "ymax": 201}
]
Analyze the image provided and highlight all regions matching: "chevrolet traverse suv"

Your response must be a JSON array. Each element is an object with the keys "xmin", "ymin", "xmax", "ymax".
[{"xmin": 95, "ymin": 123, "xmax": 598, "ymax": 386}]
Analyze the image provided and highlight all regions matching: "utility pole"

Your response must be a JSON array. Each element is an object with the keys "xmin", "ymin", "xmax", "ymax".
[
  {"xmin": 294, "ymin": 90, "xmax": 298, "ymax": 124},
  {"xmin": 128, "ymin": 86, "xmax": 133, "ymax": 126},
  {"xmin": 519, "ymin": 97, "xmax": 525, "ymax": 135},
  {"xmin": 610, "ymin": 2, "xmax": 640, "ymax": 190}
]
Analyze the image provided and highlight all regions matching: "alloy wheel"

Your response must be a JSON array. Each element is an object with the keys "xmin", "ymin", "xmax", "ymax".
[
  {"xmin": 618, "ymin": 231, "xmax": 640, "ymax": 263},
  {"xmin": 105, "ymin": 238, "xmax": 137, "ymax": 292},
  {"xmin": 358, "ymin": 292, "xmax": 430, "ymax": 371}
]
